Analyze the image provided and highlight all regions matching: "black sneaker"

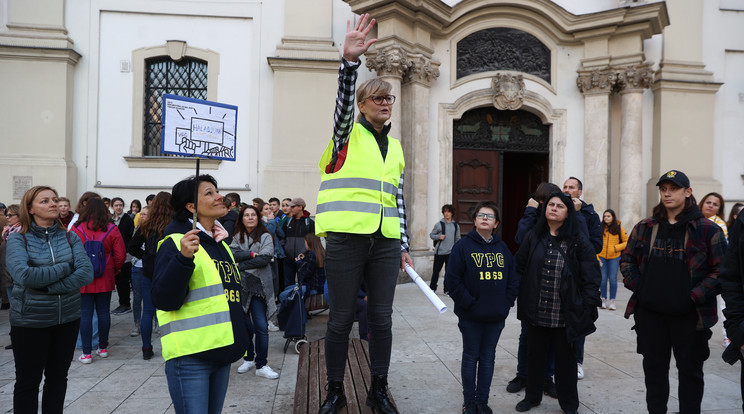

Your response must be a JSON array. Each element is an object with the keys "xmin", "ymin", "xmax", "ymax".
[
  {"xmin": 515, "ymin": 399, "xmax": 540, "ymax": 412},
  {"xmin": 543, "ymin": 378, "xmax": 558, "ymax": 399},
  {"xmin": 506, "ymin": 375, "xmax": 527, "ymax": 393},
  {"xmin": 462, "ymin": 401, "xmax": 477, "ymax": 414},
  {"xmin": 112, "ymin": 305, "xmax": 132, "ymax": 315},
  {"xmin": 475, "ymin": 402, "xmax": 493, "ymax": 414}
]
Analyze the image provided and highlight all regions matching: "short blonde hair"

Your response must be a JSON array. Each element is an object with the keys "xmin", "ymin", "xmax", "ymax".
[{"xmin": 356, "ymin": 78, "xmax": 392, "ymax": 123}]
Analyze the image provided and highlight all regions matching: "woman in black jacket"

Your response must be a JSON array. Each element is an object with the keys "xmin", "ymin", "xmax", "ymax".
[{"xmin": 514, "ymin": 192, "xmax": 601, "ymax": 414}]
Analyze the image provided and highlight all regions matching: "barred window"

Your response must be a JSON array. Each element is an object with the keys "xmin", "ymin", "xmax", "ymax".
[{"xmin": 143, "ymin": 56, "xmax": 208, "ymax": 156}]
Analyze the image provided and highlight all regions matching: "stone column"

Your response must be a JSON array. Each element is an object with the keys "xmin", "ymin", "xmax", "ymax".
[
  {"xmin": 366, "ymin": 47, "xmax": 440, "ymax": 261},
  {"xmin": 576, "ymin": 69, "xmax": 615, "ymax": 214},
  {"xmin": 365, "ymin": 46, "xmax": 412, "ymax": 141},
  {"xmin": 616, "ymin": 64, "xmax": 653, "ymax": 228}
]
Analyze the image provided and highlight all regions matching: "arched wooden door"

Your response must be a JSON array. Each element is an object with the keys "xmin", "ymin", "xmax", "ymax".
[{"xmin": 453, "ymin": 108, "xmax": 549, "ymax": 253}]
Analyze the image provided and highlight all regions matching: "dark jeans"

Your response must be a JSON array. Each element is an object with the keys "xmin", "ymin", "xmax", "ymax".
[
  {"xmin": 458, "ymin": 318, "xmax": 505, "ymax": 404},
  {"xmin": 80, "ymin": 291, "xmax": 112, "ymax": 354},
  {"xmin": 634, "ymin": 306, "xmax": 711, "ymax": 414},
  {"xmin": 524, "ymin": 324, "xmax": 579, "ymax": 412},
  {"xmin": 244, "ymin": 296, "xmax": 269, "ymax": 368},
  {"xmin": 282, "ymin": 257, "xmax": 298, "ymax": 290},
  {"xmin": 516, "ymin": 320, "xmax": 555, "ymax": 379},
  {"xmin": 430, "ymin": 253, "xmax": 449, "ymax": 292},
  {"xmin": 575, "ymin": 335, "xmax": 585, "ymax": 365},
  {"xmin": 324, "ymin": 232, "xmax": 400, "ymax": 380},
  {"xmin": 132, "ymin": 266, "xmax": 155, "ymax": 349},
  {"xmin": 11, "ymin": 319, "xmax": 80, "ymax": 414},
  {"xmin": 115, "ymin": 262, "xmax": 132, "ymax": 307}
]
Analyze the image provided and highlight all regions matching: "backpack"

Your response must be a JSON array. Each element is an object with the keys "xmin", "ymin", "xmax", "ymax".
[{"xmin": 78, "ymin": 224, "xmax": 115, "ymax": 278}]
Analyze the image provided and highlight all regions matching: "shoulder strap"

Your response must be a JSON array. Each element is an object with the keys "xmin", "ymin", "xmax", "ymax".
[
  {"xmin": 440, "ymin": 221, "xmax": 446, "ymax": 235},
  {"xmin": 100, "ymin": 224, "xmax": 115, "ymax": 242},
  {"xmin": 648, "ymin": 223, "xmax": 659, "ymax": 257},
  {"xmin": 66, "ymin": 231, "xmax": 72, "ymax": 248},
  {"xmin": 305, "ymin": 217, "xmax": 310, "ymax": 227},
  {"xmin": 21, "ymin": 233, "xmax": 27, "ymax": 248}
]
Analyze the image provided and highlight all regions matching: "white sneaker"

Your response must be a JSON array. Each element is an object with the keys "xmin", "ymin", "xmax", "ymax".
[
  {"xmin": 130, "ymin": 325, "xmax": 140, "ymax": 337},
  {"xmin": 608, "ymin": 299, "xmax": 616, "ymax": 311},
  {"xmin": 577, "ymin": 363, "xmax": 584, "ymax": 380},
  {"xmin": 237, "ymin": 360, "xmax": 255, "ymax": 374},
  {"xmin": 96, "ymin": 348, "xmax": 108, "ymax": 358},
  {"xmin": 78, "ymin": 354, "xmax": 93, "ymax": 364},
  {"xmin": 267, "ymin": 321, "xmax": 279, "ymax": 332},
  {"xmin": 601, "ymin": 298, "xmax": 607, "ymax": 309},
  {"xmin": 256, "ymin": 365, "xmax": 279, "ymax": 379}
]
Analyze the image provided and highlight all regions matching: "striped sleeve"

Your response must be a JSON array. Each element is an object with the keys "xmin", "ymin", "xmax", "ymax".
[
  {"xmin": 398, "ymin": 171, "xmax": 410, "ymax": 252},
  {"xmin": 332, "ymin": 58, "xmax": 360, "ymax": 156}
]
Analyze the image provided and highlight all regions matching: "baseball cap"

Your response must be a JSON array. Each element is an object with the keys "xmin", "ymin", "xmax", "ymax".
[
  {"xmin": 655, "ymin": 170, "xmax": 690, "ymax": 188},
  {"xmin": 288, "ymin": 197, "xmax": 306, "ymax": 207}
]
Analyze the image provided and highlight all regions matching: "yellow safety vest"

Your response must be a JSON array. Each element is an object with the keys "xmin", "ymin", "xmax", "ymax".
[
  {"xmin": 156, "ymin": 234, "xmax": 235, "ymax": 361},
  {"xmin": 316, "ymin": 124, "xmax": 405, "ymax": 238}
]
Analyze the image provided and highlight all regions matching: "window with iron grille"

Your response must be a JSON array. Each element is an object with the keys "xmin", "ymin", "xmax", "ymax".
[{"xmin": 143, "ymin": 56, "xmax": 208, "ymax": 156}]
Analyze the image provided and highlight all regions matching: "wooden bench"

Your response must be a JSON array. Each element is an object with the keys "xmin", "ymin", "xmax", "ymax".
[
  {"xmin": 294, "ymin": 338, "xmax": 397, "ymax": 414},
  {"xmin": 305, "ymin": 293, "xmax": 329, "ymax": 315}
]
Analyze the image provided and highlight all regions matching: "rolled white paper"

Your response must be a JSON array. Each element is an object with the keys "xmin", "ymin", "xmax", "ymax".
[{"xmin": 404, "ymin": 264, "xmax": 448, "ymax": 314}]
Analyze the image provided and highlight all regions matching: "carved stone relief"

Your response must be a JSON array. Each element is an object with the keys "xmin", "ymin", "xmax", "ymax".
[
  {"xmin": 492, "ymin": 74, "xmax": 525, "ymax": 110},
  {"xmin": 365, "ymin": 46, "xmax": 413, "ymax": 79},
  {"xmin": 456, "ymin": 28, "xmax": 550, "ymax": 82}
]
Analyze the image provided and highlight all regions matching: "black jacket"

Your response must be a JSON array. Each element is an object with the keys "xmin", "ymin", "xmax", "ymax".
[
  {"xmin": 516, "ymin": 230, "xmax": 601, "ymax": 341},
  {"xmin": 721, "ymin": 213, "xmax": 744, "ymax": 364}
]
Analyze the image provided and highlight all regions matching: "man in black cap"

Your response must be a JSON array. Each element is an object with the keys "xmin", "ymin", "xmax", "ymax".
[{"xmin": 620, "ymin": 169, "xmax": 726, "ymax": 414}]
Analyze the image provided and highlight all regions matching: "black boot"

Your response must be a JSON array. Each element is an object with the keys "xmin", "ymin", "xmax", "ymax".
[
  {"xmin": 366, "ymin": 375, "xmax": 398, "ymax": 414},
  {"xmin": 318, "ymin": 381, "xmax": 346, "ymax": 414}
]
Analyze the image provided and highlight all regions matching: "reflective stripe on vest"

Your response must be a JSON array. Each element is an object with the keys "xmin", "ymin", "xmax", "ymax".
[
  {"xmin": 315, "ymin": 124, "xmax": 405, "ymax": 238},
  {"xmin": 155, "ymin": 234, "xmax": 235, "ymax": 361}
]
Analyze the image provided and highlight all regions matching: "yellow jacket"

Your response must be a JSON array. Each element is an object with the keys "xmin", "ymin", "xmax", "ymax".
[{"xmin": 597, "ymin": 224, "xmax": 628, "ymax": 260}]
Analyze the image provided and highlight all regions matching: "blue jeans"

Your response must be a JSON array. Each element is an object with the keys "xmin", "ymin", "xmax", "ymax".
[
  {"xmin": 244, "ymin": 297, "xmax": 269, "ymax": 368},
  {"xmin": 131, "ymin": 265, "xmax": 143, "ymax": 324},
  {"xmin": 132, "ymin": 266, "xmax": 156, "ymax": 349},
  {"xmin": 599, "ymin": 257, "xmax": 620, "ymax": 299},
  {"xmin": 165, "ymin": 355, "xmax": 231, "ymax": 414},
  {"xmin": 324, "ymin": 233, "xmax": 400, "ymax": 380},
  {"xmin": 458, "ymin": 318, "xmax": 505, "ymax": 404},
  {"xmin": 80, "ymin": 292, "xmax": 112, "ymax": 355}
]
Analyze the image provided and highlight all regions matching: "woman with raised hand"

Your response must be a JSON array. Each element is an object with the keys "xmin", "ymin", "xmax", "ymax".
[
  {"xmin": 6, "ymin": 186, "xmax": 93, "ymax": 413},
  {"xmin": 72, "ymin": 197, "xmax": 126, "ymax": 364},
  {"xmin": 514, "ymin": 192, "xmax": 601, "ymax": 414},
  {"xmin": 597, "ymin": 209, "xmax": 628, "ymax": 311},
  {"xmin": 152, "ymin": 175, "xmax": 248, "ymax": 413},
  {"xmin": 230, "ymin": 205, "xmax": 280, "ymax": 379}
]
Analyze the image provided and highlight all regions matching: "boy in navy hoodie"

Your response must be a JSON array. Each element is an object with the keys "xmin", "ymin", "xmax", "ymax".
[{"xmin": 446, "ymin": 201, "xmax": 520, "ymax": 414}]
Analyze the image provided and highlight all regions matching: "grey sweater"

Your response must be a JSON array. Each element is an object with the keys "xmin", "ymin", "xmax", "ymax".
[{"xmin": 429, "ymin": 219, "xmax": 461, "ymax": 255}]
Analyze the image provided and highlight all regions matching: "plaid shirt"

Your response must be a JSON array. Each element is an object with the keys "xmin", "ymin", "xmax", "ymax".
[
  {"xmin": 536, "ymin": 239, "xmax": 568, "ymax": 328},
  {"xmin": 620, "ymin": 213, "xmax": 727, "ymax": 329},
  {"xmin": 329, "ymin": 59, "xmax": 410, "ymax": 252}
]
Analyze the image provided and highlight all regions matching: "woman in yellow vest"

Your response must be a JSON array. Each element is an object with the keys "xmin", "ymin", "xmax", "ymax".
[
  {"xmin": 152, "ymin": 175, "xmax": 249, "ymax": 414},
  {"xmin": 315, "ymin": 14, "xmax": 413, "ymax": 414}
]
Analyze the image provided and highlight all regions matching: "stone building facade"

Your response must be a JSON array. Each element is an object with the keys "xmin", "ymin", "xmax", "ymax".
[{"xmin": 1, "ymin": 0, "xmax": 742, "ymax": 272}]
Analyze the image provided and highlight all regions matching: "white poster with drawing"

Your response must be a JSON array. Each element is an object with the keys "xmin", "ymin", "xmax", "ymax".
[{"xmin": 161, "ymin": 94, "xmax": 238, "ymax": 161}]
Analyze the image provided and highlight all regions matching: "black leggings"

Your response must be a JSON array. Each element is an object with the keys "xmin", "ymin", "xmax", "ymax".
[{"xmin": 11, "ymin": 319, "xmax": 80, "ymax": 414}]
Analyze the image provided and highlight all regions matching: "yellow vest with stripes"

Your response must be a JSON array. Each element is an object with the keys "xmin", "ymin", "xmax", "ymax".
[
  {"xmin": 156, "ymin": 234, "xmax": 235, "ymax": 361},
  {"xmin": 316, "ymin": 124, "xmax": 405, "ymax": 238}
]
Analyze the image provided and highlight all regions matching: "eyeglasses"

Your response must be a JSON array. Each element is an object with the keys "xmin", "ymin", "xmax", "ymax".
[
  {"xmin": 367, "ymin": 95, "xmax": 396, "ymax": 105},
  {"xmin": 476, "ymin": 213, "xmax": 495, "ymax": 221},
  {"xmin": 6, "ymin": 214, "xmax": 17, "ymax": 218}
]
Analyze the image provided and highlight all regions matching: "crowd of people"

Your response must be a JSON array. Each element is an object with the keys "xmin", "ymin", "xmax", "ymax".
[
  {"xmin": 0, "ymin": 184, "xmax": 328, "ymax": 413},
  {"xmin": 1, "ymin": 11, "xmax": 744, "ymax": 414}
]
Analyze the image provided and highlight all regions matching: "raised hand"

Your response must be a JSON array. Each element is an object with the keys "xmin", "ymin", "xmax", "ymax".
[{"xmin": 343, "ymin": 13, "xmax": 377, "ymax": 63}]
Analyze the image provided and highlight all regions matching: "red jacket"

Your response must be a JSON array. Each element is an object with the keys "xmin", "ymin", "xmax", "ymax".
[{"xmin": 72, "ymin": 222, "xmax": 126, "ymax": 293}]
